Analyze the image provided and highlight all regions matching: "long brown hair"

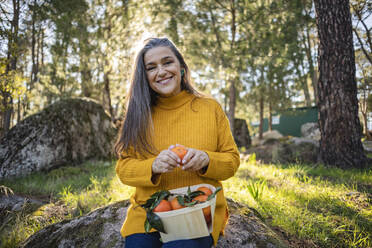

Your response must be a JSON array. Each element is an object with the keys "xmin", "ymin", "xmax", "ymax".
[{"xmin": 114, "ymin": 38, "xmax": 200, "ymax": 158}]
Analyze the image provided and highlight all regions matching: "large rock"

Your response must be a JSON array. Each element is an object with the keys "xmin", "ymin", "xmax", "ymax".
[
  {"xmin": 0, "ymin": 98, "xmax": 116, "ymax": 179},
  {"xmin": 252, "ymin": 130, "xmax": 283, "ymax": 147},
  {"xmin": 362, "ymin": 141, "xmax": 372, "ymax": 153},
  {"xmin": 233, "ymin": 118, "xmax": 251, "ymax": 149},
  {"xmin": 301, "ymin": 122, "xmax": 320, "ymax": 141},
  {"xmin": 272, "ymin": 139, "xmax": 318, "ymax": 164},
  {"xmin": 22, "ymin": 199, "xmax": 288, "ymax": 248},
  {"xmin": 0, "ymin": 192, "xmax": 45, "ymax": 225}
]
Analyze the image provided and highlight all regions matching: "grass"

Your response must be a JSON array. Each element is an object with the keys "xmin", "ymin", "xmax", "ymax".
[
  {"xmin": 0, "ymin": 157, "xmax": 371, "ymax": 248},
  {"xmin": 223, "ymin": 156, "xmax": 372, "ymax": 248}
]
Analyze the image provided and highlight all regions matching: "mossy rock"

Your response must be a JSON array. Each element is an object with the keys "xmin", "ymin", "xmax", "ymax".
[
  {"xmin": 0, "ymin": 98, "xmax": 117, "ymax": 179},
  {"xmin": 272, "ymin": 140, "xmax": 318, "ymax": 164},
  {"xmin": 22, "ymin": 199, "xmax": 288, "ymax": 248}
]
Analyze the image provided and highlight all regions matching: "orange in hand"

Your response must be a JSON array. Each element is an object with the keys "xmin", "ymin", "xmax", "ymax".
[
  {"xmin": 153, "ymin": 200, "xmax": 172, "ymax": 212},
  {"xmin": 171, "ymin": 145, "xmax": 187, "ymax": 165},
  {"xmin": 197, "ymin": 186, "xmax": 213, "ymax": 196},
  {"xmin": 192, "ymin": 195, "xmax": 212, "ymax": 224}
]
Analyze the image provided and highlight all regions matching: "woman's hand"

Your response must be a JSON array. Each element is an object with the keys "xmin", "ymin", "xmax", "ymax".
[
  {"xmin": 152, "ymin": 146, "xmax": 180, "ymax": 174},
  {"xmin": 180, "ymin": 147, "xmax": 210, "ymax": 172}
]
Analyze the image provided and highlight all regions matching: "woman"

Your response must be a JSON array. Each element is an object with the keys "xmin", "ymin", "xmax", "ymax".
[{"xmin": 114, "ymin": 37, "xmax": 240, "ymax": 248}]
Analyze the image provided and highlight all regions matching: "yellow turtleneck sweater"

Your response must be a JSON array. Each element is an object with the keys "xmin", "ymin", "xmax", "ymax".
[{"xmin": 115, "ymin": 90, "xmax": 240, "ymax": 246}]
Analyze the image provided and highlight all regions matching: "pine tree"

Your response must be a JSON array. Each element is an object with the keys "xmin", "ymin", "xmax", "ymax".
[{"xmin": 314, "ymin": 0, "xmax": 368, "ymax": 168}]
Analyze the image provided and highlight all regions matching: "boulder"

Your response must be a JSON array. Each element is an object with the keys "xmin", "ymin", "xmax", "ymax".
[
  {"xmin": 301, "ymin": 122, "xmax": 320, "ymax": 141},
  {"xmin": 262, "ymin": 130, "xmax": 283, "ymax": 140},
  {"xmin": 233, "ymin": 118, "xmax": 251, "ymax": 149},
  {"xmin": 362, "ymin": 141, "xmax": 372, "ymax": 153},
  {"xmin": 289, "ymin": 137, "xmax": 319, "ymax": 147},
  {"xmin": 0, "ymin": 192, "xmax": 44, "ymax": 225},
  {"xmin": 272, "ymin": 139, "xmax": 318, "ymax": 164},
  {"xmin": 252, "ymin": 130, "xmax": 283, "ymax": 146},
  {"xmin": 0, "ymin": 98, "xmax": 117, "ymax": 179},
  {"xmin": 22, "ymin": 199, "xmax": 288, "ymax": 248}
]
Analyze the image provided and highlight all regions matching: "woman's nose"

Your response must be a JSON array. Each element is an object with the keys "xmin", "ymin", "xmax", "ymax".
[{"xmin": 157, "ymin": 66, "xmax": 166, "ymax": 77}]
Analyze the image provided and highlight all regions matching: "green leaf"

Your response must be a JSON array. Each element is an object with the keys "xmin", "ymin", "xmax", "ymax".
[
  {"xmin": 176, "ymin": 195, "xmax": 185, "ymax": 206},
  {"xmin": 144, "ymin": 218, "xmax": 151, "ymax": 233},
  {"xmin": 150, "ymin": 190, "xmax": 171, "ymax": 200},
  {"xmin": 187, "ymin": 186, "xmax": 192, "ymax": 195},
  {"xmin": 141, "ymin": 198, "xmax": 156, "ymax": 210},
  {"xmin": 184, "ymin": 194, "xmax": 192, "ymax": 203},
  {"xmin": 151, "ymin": 190, "xmax": 171, "ymax": 210},
  {"xmin": 147, "ymin": 211, "xmax": 166, "ymax": 233},
  {"xmin": 184, "ymin": 201, "xmax": 199, "ymax": 207},
  {"xmin": 189, "ymin": 190, "xmax": 205, "ymax": 199},
  {"xmin": 207, "ymin": 186, "xmax": 222, "ymax": 201}
]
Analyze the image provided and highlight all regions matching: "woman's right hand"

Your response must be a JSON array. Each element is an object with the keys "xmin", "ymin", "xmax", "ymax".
[{"xmin": 152, "ymin": 146, "xmax": 180, "ymax": 174}]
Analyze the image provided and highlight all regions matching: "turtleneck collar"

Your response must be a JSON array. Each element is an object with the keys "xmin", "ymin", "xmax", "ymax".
[{"xmin": 155, "ymin": 90, "xmax": 195, "ymax": 110}]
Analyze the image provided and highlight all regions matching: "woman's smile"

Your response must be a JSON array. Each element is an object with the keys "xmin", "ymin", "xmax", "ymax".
[{"xmin": 157, "ymin": 76, "xmax": 173, "ymax": 85}]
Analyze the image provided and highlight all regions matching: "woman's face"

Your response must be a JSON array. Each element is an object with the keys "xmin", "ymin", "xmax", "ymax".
[{"xmin": 144, "ymin": 46, "xmax": 182, "ymax": 97}]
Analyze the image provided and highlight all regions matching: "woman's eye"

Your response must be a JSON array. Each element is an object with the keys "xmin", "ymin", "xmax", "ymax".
[
  {"xmin": 164, "ymin": 61, "xmax": 172, "ymax": 65},
  {"xmin": 147, "ymin": 67, "xmax": 155, "ymax": 71}
]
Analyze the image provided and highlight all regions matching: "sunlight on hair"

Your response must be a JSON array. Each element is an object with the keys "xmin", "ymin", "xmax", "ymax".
[{"xmin": 132, "ymin": 30, "xmax": 161, "ymax": 54}]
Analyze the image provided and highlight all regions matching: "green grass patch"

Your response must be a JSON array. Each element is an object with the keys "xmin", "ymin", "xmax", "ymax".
[{"xmin": 222, "ymin": 156, "xmax": 372, "ymax": 248}]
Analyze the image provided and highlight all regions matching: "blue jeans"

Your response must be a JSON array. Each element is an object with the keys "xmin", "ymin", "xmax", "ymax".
[{"xmin": 125, "ymin": 232, "xmax": 213, "ymax": 248}]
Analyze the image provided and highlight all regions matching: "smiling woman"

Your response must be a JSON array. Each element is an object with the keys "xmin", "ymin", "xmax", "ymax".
[
  {"xmin": 114, "ymin": 38, "xmax": 240, "ymax": 248},
  {"xmin": 144, "ymin": 46, "xmax": 182, "ymax": 97}
]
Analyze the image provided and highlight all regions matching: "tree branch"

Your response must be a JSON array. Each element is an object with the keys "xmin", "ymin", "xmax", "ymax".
[
  {"xmin": 215, "ymin": 0, "xmax": 229, "ymax": 11},
  {"xmin": 353, "ymin": 28, "xmax": 372, "ymax": 65}
]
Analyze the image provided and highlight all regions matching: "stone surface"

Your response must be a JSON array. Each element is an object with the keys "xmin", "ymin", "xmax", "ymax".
[
  {"xmin": 233, "ymin": 118, "xmax": 251, "ymax": 149},
  {"xmin": 362, "ymin": 141, "xmax": 372, "ymax": 153},
  {"xmin": 262, "ymin": 130, "xmax": 283, "ymax": 140},
  {"xmin": 0, "ymin": 193, "xmax": 44, "ymax": 225},
  {"xmin": 301, "ymin": 122, "xmax": 320, "ymax": 141},
  {"xmin": 289, "ymin": 137, "xmax": 319, "ymax": 147},
  {"xmin": 0, "ymin": 98, "xmax": 117, "ymax": 179},
  {"xmin": 271, "ymin": 139, "xmax": 318, "ymax": 164},
  {"xmin": 252, "ymin": 130, "xmax": 284, "ymax": 147},
  {"xmin": 22, "ymin": 199, "xmax": 288, "ymax": 248}
]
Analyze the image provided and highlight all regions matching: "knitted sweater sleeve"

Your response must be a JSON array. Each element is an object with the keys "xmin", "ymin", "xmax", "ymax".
[
  {"xmin": 199, "ymin": 102, "xmax": 240, "ymax": 181},
  {"xmin": 115, "ymin": 150, "xmax": 160, "ymax": 187}
]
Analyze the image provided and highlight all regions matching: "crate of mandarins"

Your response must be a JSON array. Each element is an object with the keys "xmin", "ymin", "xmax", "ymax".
[{"xmin": 140, "ymin": 184, "xmax": 221, "ymax": 242}]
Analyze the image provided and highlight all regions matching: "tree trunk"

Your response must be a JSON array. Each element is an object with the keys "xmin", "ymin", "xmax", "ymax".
[
  {"xmin": 1, "ymin": 0, "xmax": 19, "ymax": 138},
  {"xmin": 268, "ymin": 101, "xmax": 272, "ymax": 131},
  {"xmin": 228, "ymin": 80, "xmax": 236, "ymax": 134},
  {"xmin": 304, "ymin": 5, "xmax": 318, "ymax": 105},
  {"xmin": 30, "ymin": 1, "xmax": 37, "ymax": 89},
  {"xmin": 258, "ymin": 95, "xmax": 264, "ymax": 139},
  {"xmin": 80, "ymin": 40, "xmax": 93, "ymax": 98},
  {"xmin": 314, "ymin": 0, "xmax": 368, "ymax": 168},
  {"xmin": 103, "ymin": 70, "xmax": 114, "ymax": 122},
  {"xmin": 296, "ymin": 62, "xmax": 311, "ymax": 106},
  {"xmin": 362, "ymin": 112, "xmax": 371, "ymax": 140},
  {"xmin": 359, "ymin": 89, "xmax": 371, "ymax": 140},
  {"xmin": 17, "ymin": 95, "xmax": 21, "ymax": 124},
  {"xmin": 41, "ymin": 29, "xmax": 45, "ymax": 66}
]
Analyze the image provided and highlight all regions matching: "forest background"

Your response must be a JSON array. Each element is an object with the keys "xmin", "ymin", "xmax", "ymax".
[{"xmin": 1, "ymin": 0, "xmax": 371, "ymax": 141}]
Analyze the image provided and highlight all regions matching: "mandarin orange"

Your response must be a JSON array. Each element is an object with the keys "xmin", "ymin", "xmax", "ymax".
[
  {"xmin": 196, "ymin": 186, "xmax": 213, "ymax": 196},
  {"xmin": 170, "ymin": 197, "xmax": 185, "ymax": 210},
  {"xmin": 192, "ymin": 195, "xmax": 212, "ymax": 224},
  {"xmin": 153, "ymin": 199, "xmax": 172, "ymax": 212},
  {"xmin": 171, "ymin": 145, "xmax": 188, "ymax": 165}
]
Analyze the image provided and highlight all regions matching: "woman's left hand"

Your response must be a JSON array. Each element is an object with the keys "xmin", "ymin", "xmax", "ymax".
[{"xmin": 181, "ymin": 147, "xmax": 209, "ymax": 172}]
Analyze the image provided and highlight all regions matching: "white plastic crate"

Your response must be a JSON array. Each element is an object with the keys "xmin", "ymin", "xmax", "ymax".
[{"xmin": 155, "ymin": 184, "xmax": 217, "ymax": 243}]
